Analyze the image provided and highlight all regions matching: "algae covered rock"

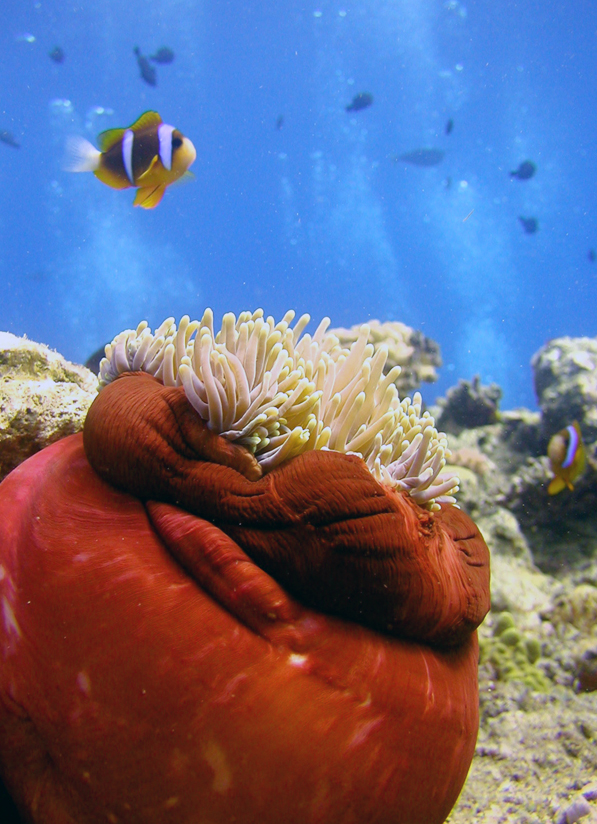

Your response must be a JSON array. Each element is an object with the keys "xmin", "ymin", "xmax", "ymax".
[
  {"xmin": 532, "ymin": 336, "xmax": 597, "ymax": 442},
  {"xmin": 0, "ymin": 332, "xmax": 97, "ymax": 481},
  {"xmin": 502, "ymin": 337, "xmax": 597, "ymax": 548},
  {"xmin": 479, "ymin": 611, "xmax": 551, "ymax": 691},
  {"xmin": 435, "ymin": 375, "xmax": 502, "ymax": 434}
]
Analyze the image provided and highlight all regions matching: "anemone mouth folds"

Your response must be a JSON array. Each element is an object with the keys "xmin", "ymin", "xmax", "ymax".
[{"xmin": 83, "ymin": 369, "xmax": 490, "ymax": 647}]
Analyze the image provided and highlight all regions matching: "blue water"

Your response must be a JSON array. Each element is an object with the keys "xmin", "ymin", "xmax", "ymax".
[{"xmin": 1, "ymin": 0, "xmax": 596, "ymax": 409}]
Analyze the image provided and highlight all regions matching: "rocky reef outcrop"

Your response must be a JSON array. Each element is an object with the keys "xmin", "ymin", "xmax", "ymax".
[{"xmin": 0, "ymin": 332, "xmax": 97, "ymax": 481}]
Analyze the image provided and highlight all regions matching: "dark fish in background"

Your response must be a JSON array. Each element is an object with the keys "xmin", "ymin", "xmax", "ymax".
[
  {"xmin": 518, "ymin": 216, "xmax": 538, "ymax": 234},
  {"xmin": 276, "ymin": 115, "xmax": 284, "ymax": 130},
  {"xmin": 445, "ymin": 118, "xmax": 454, "ymax": 135},
  {"xmin": 134, "ymin": 47, "xmax": 157, "ymax": 87},
  {"xmin": 345, "ymin": 92, "xmax": 373, "ymax": 112},
  {"xmin": 511, "ymin": 160, "xmax": 536, "ymax": 180},
  {"xmin": 0, "ymin": 130, "xmax": 20, "ymax": 148},
  {"xmin": 150, "ymin": 46, "xmax": 175, "ymax": 64},
  {"xmin": 49, "ymin": 46, "xmax": 65, "ymax": 63},
  {"xmin": 588, "ymin": 248, "xmax": 596, "ymax": 262},
  {"xmin": 395, "ymin": 148, "xmax": 445, "ymax": 167}
]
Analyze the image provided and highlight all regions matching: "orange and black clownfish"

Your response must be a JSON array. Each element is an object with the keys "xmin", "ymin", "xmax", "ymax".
[
  {"xmin": 547, "ymin": 421, "xmax": 586, "ymax": 495},
  {"xmin": 64, "ymin": 111, "xmax": 196, "ymax": 209}
]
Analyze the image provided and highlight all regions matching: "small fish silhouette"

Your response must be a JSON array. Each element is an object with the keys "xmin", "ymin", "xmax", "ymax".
[
  {"xmin": 345, "ymin": 93, "xmax": 373, "ymax": 112},
  {"xmin": 0, "ymin": 130, "xmax": 20, "ymax": 149},
  {"xmin": 150, "ymin": 47, "xmax": 175, "ymax": 64},
  {"xmin": 518, "ymin": 216, "xmax": 538, "ymax": 234},
  {"xmin": 49, "ymin": 46, "xmax": 65, "ymax": 64},
  {"xmin": 134, "ymin": 47, "xmax": 157, "ymax": 87},
  {"xmin": 394, "ymin": 148, "xmax": 445, "ymax": 167},
  {"xmin": 511, "ymin": 160, "xmax": 536, "ymax": 180}
]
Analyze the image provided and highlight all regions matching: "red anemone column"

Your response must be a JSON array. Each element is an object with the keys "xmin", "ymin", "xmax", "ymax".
[{"xmin": 0, "ymin": 371, "xmax": 490, "ymax": 824}]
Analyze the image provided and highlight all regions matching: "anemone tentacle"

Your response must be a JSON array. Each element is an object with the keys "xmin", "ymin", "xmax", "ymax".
[{"xmin": 98, "ymin": 310, "xmax": 458, "ymax": 509}]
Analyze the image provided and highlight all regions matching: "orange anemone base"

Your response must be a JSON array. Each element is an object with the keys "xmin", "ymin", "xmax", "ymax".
[{"xmin": 0, "ymin": 373, "xmax": 490, "ymax": 824}]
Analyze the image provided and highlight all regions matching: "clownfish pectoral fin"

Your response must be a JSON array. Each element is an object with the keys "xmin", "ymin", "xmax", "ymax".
[
  {"xmin": 136, "ymin": 154, "xmax": 161, "ymax": 183},
  {"xmin": 129, "ymin": 111, "xmax": 162, "ymax": 132},
  {"xmin": 169, "ymin": 170, "xmax": 195, "ymax": 188},
  {"xmin": 133, "ymin": 184, "xmax": 166, "ymax": 209},
  {"xmin": 63, "ymin": 136, "xmax": 101, "ymax": 172},
  {"xmin": 547, "ymin": 476, "xmax": 566, "ymax": 495}
]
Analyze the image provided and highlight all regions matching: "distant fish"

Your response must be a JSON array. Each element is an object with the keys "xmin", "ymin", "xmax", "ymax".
[
  {"xmin": 150, "ymin": 46, "xmax": 175, "ymax": 64},
  {"xmin": 511, "ymin": 160, "xmax": 536, "ymax": 180},
  {"xmin": 345, "ymin": 93, "xmax": 373, "ymax": 112},
  {"xmin": 64, "ymin": 110, "xmax": 196, "ymax": 209},
  {"xmin": 588, "ymin": 248, "xmax": 596, "ymax": 262},
  {"xmin": 0, "ymin": 130, "xmax": 20, "ymax": 149},
  {"xmin": 15, "ymin": 33, "xmax": 36, "ymax": 44},
  {"xmin": 276, "ymin": 114, "xmax": 284, "ymax": 130},
  {"xmin": 49, "ymin": 46, "xmax": 65, "ymax": 64},
  {"xmin": 518, "ymin": 216, "xmax": 538, "ymax": 234},
  {"xmin": 395, "ymin": 148, "xmax": 445, "ymax": 167},
  {"xmin": 134, "ymin": 47, "xmax": 157, "ymax": 87},
  {"xmin": 547, "ymin": 421, "xmax": 586, "ymax": 495},
  {"xmin": 445, "ymin": 118, "xmax": 454, "ymax": 135}
]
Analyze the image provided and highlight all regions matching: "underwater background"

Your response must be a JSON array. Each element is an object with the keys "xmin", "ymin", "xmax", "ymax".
[{"xmin": 1, "ymin": 0, "xmax": 596, "ymax": 410}]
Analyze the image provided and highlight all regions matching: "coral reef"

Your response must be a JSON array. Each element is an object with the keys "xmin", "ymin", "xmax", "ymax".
[
  {"xmin": 435, "ymin": 374, "xmax": 502, "ymax": 433},
  {"xmin": 0, "ymin": 332, "xmax": 97, "ymax": 481},
  {"xmin": 479, "ymin": 612, "xmax": 550, "ymax": 692},
  {"xmin": 532, "ymin": 336, "xmax": 597, "ymax": 442},
  {"xmin": 504, "ymin": 337, "xmax": 597, "ymax": 542}
]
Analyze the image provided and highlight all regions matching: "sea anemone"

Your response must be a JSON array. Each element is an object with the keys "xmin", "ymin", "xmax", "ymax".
[{"xmin": 98, "ymin": 309, "xmax": 458, "ymax": 509}]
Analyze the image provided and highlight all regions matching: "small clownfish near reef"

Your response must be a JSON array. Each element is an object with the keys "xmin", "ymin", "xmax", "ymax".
[
  {"xmin": 64, "ymin": 111, "xmax": 196, "ymax": 209},
  {"xmin": 547, "ymin": 421, "xmax": 586, "ymax": 495}
]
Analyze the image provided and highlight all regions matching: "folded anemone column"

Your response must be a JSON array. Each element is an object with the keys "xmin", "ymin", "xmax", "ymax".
[{"xmin": 0, "ymin": 310, "xmax": 490, "ymax": 824}]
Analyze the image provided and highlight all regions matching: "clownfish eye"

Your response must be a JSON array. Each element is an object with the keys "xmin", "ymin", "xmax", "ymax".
[{"xmin": 172, "ymin": 136, "xmax": 183, "ymax": 149}]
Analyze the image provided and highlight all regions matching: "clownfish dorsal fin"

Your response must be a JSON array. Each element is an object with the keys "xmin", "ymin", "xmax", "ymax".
[
  {"xmin": 129, "ymin": 111, "xmax": 163, "ymax": 132},
  {"xmin": 97, "ymin": 127, "xmax": 127, "ymax": 153}
]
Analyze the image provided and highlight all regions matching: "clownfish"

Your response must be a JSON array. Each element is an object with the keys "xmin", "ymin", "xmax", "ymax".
[
  {"xmin": 547, "ymin": 421, "xmax": 586, "ymax": 495},
  {"xmin": 64, "ymin": 111, "xmax": 196, "ymax": 209}
]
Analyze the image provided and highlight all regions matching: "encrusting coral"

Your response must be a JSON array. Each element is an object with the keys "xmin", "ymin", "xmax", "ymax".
[
  {"xmin": 479, "ymin": 612, "xmax": 551, "ymax": 692},
  {"xmin": 98, "ymin": 309, "xmax": 458, "ymax": 509}
]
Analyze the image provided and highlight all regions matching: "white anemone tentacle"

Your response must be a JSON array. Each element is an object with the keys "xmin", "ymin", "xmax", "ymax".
[{"xmin": 97, "ymin": 309, "xmax": 459, "ymax": 510}]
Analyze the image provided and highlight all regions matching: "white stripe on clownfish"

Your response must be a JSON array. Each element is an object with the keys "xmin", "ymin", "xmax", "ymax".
[
  {"xmin": 122, "ymin": 129, "xmax": 135, "ymax": 184},
  {"xmin": 562, "ymin": 424, "xmax": 579, "ymax": 469},
  {"xmin": 158, "ymin": 123, "xmax": 175, "ymax": 171}
]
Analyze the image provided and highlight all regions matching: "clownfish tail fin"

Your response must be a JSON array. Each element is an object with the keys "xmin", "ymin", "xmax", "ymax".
[{"xmin": 63, "ymin": 136, "xmax": 101, "ymax": 172}]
